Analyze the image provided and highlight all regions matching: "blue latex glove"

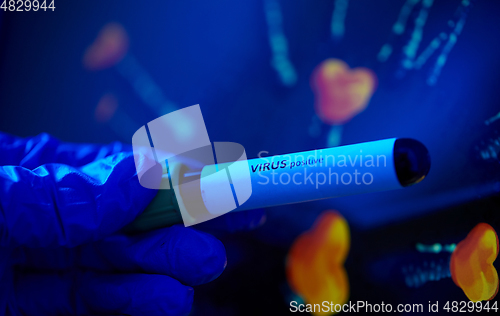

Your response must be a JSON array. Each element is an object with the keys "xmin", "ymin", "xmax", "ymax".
[{"xmin": 0, "ymin": 132, "xmax": 266, "ymax": 316}]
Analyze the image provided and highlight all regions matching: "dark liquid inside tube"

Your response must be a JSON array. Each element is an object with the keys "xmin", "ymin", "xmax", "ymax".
[{"xmin": 394, "ymin": 138, "xmax": 431, "ymax": 187}]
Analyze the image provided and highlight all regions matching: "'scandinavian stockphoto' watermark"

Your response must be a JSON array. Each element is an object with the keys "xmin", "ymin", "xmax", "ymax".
[{"xmin": 254, "ymin": 150, "xmax": 387, "ymax": 188}]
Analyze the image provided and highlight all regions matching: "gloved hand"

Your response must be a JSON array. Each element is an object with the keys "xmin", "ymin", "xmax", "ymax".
[{"xmin": 0, "ymin": 132, "xmax": 266, "ymax": 316}]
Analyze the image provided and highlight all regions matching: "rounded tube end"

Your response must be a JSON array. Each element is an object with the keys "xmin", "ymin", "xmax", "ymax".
[{"xmin": 394, "ymin": 138, "xmax": 431, "ymax": 187}]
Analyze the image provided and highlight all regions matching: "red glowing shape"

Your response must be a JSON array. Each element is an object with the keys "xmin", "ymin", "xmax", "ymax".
[
  {"xmin": 95, "ymin": 93, "xmax": 118, "ymax": 122},
  {"xmin": 83, "ymin": 23, "xmax": 129, "ymax": 70},
  {"xmin": 450, "ymin": 223, "xmax": 499, "ymax": 302},
  {"xmin": 311, "ymin": 59, "xmax": 377, "ymax": 125},
  {"xmin": 287, "ymin": 211, "xmax": 350, "ymax": 315}
]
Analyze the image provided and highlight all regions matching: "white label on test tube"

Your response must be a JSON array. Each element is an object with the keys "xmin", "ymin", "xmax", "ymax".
[{"xmin": 200, "ymin": 138, "xmax": 430, "ymax": 212}]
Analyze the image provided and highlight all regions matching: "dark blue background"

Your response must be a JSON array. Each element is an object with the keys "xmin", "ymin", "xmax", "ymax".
[{"xmin": 1, "ymin": 1, "xmax": 499, "ymax": 314}]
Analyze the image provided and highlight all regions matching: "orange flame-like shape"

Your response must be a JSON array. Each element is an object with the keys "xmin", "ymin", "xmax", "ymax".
[
  {"xmin": 311, "ymin": 59, "xmax": 377, "ymax": 125},
  {"xmin": 83, "ymin": 23, "xmax": 129, "ymax": 70},
  {"xmin": 450, "ymin": 223, "xmax": 499, "ymax": 302},
  {"xmin": 95, "ymin": 93, "xmax": 118, "ymax": 122},
  {"xmin": 286, "ymin": 211, "xmax": 350, "ymax": 315}
]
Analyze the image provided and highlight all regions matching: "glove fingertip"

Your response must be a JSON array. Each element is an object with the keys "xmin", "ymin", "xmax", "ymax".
[
  {"xmin": 79, "ymin": 153, "xmax": 160, "ymax": 241},
  {"xmin": 133, "ymin": 151, "xmax": 163, "ymax": 190}
]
